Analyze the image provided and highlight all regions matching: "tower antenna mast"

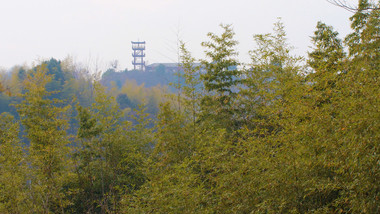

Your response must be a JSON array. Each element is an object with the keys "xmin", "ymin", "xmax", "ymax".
[{"xmin": 131, "ymin": 41, "xmax": 146, "ymax": 71}]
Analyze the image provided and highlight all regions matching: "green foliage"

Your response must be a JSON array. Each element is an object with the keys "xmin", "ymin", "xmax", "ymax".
[
  {"xmin": 1, "ymin": 2, "xmax": 379, "ymax": 213},
  {"xmin": 42, "ymin": 58, "xmax": 66, "ymax": 99},
  {"xmin": 1, "ymin": 58, "xmax": 156, "ymax": 213},
  {"xmin": 308, "ymin": 22, "xmax": 346, "ymax": 79},
  {"xmin": 125, "ymin": 6, "xmax": 379, "ymax": 213},
  {"xmin": 0, "ymin": 113, "xmax": 31, "ymax": 213},
  {"xmin": 307, "ymin": 21, "xmax": 346, "ymax": 110},
  {"xmin": 201, "ymin": 24, "xmax": 241, "ymax": 95},
  {"xmin": 0, "ymin": 73, "xmax": 13, "ymax": 113},
  {"xmin": 153, "ymin": 102, "xmax": 193, "ymax": 166},
  {"xmin": 72, "ymin": 83, "xmax": 148, "ymax": 213},
  {"xmin": 200, "ymin": 24, "xmax": 242, "ymax": 132},
  {"xmin": 16, "ymin": 63, "xmax": 73, "ymax": 213},
  {"xmin": 0, "ymin": 94, "xmax": 12, "ymax": 113},
  {"xmin": 179, "ymin": 42, "xmax": 202, "ymax": 126},
  {"xmin": 241, "ymin": 19, "xmax": 304, "ymax": 135},
  {"xmin": 116, "ymin": 93, "xmax": 134, "ymax": 110}
]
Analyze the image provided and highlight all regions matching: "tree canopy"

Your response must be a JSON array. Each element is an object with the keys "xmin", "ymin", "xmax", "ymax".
[{"xmin": 0, "ymin": 1, "xmax": 379, "ymax": 213}]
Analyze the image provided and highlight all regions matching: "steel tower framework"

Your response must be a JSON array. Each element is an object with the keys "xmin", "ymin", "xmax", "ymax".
[{"xmin": 131, "ymin": 41, "xmax": 146, "ymax": 71}]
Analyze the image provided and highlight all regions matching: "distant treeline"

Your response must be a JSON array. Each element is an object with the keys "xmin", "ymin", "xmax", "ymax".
[
  {"xmin": 0, "ymin": 1, "xmax": 379, "ymax": 213},
  {"xmin": 101, "ymin": 64, "xmax": 184, "ymax": 89},
  {"xmin": 0, "ymin": 58, "xmax": 169, "ymax": 117}
]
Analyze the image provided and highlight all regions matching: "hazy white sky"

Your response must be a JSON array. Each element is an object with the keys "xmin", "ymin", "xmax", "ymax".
[{"xmin": 0, "ymin": 0, "xmax": 356, "ymax": 70}]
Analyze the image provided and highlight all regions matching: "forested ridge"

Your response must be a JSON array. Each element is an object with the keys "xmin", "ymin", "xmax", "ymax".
[{"xmin": 0, "ymin": 1, "xmax": 379, "ymax": 213}]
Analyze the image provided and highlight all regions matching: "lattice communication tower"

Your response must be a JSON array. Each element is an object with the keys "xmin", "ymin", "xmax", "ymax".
[{"xmin": 131, "ymin": 41, "xmax": 146, "ymax": 71}]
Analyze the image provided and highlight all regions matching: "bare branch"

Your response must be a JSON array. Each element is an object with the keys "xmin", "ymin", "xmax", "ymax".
[
  {"xmin": 327, "ymin": 0, "xmax": 358, "ymax": 12},
  {"xmin": 327, "ymin": 0, "xmax": 379, "ymax": 13}
]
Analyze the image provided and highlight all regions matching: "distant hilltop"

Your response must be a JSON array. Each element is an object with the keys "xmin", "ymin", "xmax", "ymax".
[
  {"xmin": 146, "ymin": 63, "xmax": 202, "ymax": 72},
  {"xmin": 145, "ymin": 63, "xmax": 180, "ymax": 72},
  {"xmin": 101, "ymin": 62, "xmax": 203, "ymax": 92}
]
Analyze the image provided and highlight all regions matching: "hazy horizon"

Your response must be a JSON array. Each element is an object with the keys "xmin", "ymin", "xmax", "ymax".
[{"xmin": 0, "ymin": 0, "xmax": 355, "ymax": 71}]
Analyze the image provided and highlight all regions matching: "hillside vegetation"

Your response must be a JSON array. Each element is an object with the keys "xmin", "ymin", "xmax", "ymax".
[{"xmin": 0, "ymin": 1, "xmax": 379, "ymax": 213}]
